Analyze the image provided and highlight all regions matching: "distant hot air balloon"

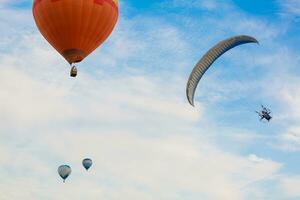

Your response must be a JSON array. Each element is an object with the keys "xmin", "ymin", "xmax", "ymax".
[
  {"xmin": 32, "ymin": 0, "xmax": 119, "ymax": 77},
  {"xmin": 186, "ymin": 35, "xmax": 259, "ymax": 106},
  {"xmin": 82, "ymin": 158, "xmax": 93, "ymax": 171},
  {"xmin": 58, "ymin": 165, "xmax": 72, "ymax": 183}
]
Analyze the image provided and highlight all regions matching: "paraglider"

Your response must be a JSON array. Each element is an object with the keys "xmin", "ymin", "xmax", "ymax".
[
  {"xmin": 82, "ymin": 158, "xmax": 93, "ymax": 171},
  {"xmin": 32, "ymin": 0, "xmax": 119, "ymax": 77},
  {"xmin": 256, "ymin": 105, "xmax": 272, "ymax": 122},
  {"xmin": 186, "ymin": 35, "xmax": 259, "ymax": 106},
  {"xmin": 58, "ymin": 165, "xmax": 72, "ymax": 183}
]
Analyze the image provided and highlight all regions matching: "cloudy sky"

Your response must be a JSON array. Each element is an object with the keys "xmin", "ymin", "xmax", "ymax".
[{"xmin": 0, "ymin": 0, "xmax": 300, "ymax": 199}]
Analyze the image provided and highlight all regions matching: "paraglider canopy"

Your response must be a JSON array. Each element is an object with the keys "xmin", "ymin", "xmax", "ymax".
[
  {"xmin": 82, "ymin": 158, "xmax": 93, "ymax": 171},
  {"xmin": 186, "ymin": 35, "xmax": 259, "ymax": 106}
]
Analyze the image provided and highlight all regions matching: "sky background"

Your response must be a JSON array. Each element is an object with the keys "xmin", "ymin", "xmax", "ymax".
[{"xmin": 0, "ymin": 0, "xmax": 300, "ymax": 199}]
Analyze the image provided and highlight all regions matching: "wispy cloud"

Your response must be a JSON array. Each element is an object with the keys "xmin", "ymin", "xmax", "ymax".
[
  {"xmin": 166, "ymin": 0, "xmax": 221, "ymax": 10},
  {"xmin": 279, "ymin": 0, "xmax": 300, "ymax": 16},
  {"xmin": 277, "ymin": 127, "xmax": 300, "ymax": 152}
]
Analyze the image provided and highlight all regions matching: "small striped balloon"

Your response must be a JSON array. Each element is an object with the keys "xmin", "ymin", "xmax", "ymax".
[
  {"xmin": 82, "ymin": 158, "xmax": 93, "ymax": 171},
  {"xmin": 58, "ymin": 165, "xmax": 72, "ymax": 183}
]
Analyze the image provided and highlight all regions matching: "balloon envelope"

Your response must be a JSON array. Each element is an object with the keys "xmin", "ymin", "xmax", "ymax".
[
  {"xmin": 58, "ymin": 165, "xmax": 72, "ymax": 182},
  {"xmin": 32, "ymin": 0, "xmax": 119, "ymax": 64},
  {"xmin": 82, "ymin": 158, "xmax": 93, "ymax": 171}
]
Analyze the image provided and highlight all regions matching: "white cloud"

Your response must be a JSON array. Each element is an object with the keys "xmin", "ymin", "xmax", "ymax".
[
  {"xmin": 0, "ymin": 131, "xmax": 283, "ymax": 200},
  {"xmin": 248, "ymin": 154, "xmax": 265, "ymax": 163},
  {"xmin": 280, "ymin": 176, "xmax": 300, "ymax": 197}
]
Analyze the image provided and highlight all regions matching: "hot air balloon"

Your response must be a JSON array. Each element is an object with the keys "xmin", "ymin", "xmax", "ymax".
[
  {"xmin": 186, "ymin": 35, "xmax": 259, "ymax": 106},
  {"xmin": 32, "ymin": 0, "xmax": 119, "ymax": 77},
  {"xmin": 82, "ymin": 158, "xmax": 93, "ymax": 171},
  {"xmin": 58, "ymin": 165, "xmax": 72, "ymax": 183}
]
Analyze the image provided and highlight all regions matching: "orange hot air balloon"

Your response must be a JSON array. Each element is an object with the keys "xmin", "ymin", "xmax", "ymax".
[{"xmin": 32, "ymin": 0, "xmax": 119, "ymax": 77}]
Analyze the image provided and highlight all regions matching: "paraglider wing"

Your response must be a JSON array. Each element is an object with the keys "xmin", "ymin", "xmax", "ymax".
[
  {"xmin": 186, "ymin": 35, "xmax": 259, "ymax": 106},
  {"xmin": 58, "ymin": 165, "xmax": 72, "ymax": 183},
  {"xmin": 82, "ymin": 158, "xmax": 93, "ymax": 171}
]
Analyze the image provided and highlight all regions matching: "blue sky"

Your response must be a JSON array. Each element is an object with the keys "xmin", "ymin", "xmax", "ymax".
[{"xmin": 0, "ymin": 0, "xmax": 300, "ymax": 199}]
